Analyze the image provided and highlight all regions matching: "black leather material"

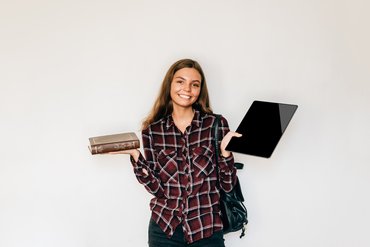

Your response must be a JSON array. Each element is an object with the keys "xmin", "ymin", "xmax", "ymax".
[{"xmin": 219, "ymin": 178, "xmax": 248, "ymax": 236}]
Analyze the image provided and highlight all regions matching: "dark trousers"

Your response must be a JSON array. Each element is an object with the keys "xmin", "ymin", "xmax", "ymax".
[{"xmin": 148, "ymin": 219, "xmax": 225, "ymax": 247}]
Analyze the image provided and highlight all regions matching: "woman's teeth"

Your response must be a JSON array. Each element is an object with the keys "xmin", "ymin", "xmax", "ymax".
[{"xmin": 179, "ymin": 94, "xmax": 191, "ymax": 99}]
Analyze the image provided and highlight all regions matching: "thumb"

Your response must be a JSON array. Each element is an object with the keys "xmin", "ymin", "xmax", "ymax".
[{"xmin": 234, "ymin": 132, "xmax": 242, "ymax": 137}]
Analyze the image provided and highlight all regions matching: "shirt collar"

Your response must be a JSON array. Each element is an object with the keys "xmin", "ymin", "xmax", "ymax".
[{"xmin": 165, "ymin": 109, "xmax": 203, "ymax": 130}]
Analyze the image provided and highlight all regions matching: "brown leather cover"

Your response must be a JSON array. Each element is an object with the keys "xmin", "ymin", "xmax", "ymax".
[{"xmin": 88, "ymin": 132, "xmax": 140, "ymax": 154}]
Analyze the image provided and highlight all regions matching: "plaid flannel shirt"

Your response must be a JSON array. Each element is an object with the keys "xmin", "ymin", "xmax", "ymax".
[{"xmin": 131, "ymin": 109, "xmax": 237, "ymax": 243}]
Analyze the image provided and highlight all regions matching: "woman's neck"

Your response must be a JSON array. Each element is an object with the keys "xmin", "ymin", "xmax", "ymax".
[{"xmin": 172, "ymin": 106, "xmax": 194, "ymax": 118}]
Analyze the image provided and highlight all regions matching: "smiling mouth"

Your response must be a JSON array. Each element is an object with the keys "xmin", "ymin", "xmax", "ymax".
[{"xmin": 179, "ymin": 94, "xmax": 191, "ymax": 99}]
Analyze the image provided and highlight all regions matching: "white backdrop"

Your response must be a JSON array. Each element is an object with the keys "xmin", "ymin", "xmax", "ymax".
[{"xmin": 1, "ymin": 0, "xmax": 369, "ymax": 246}]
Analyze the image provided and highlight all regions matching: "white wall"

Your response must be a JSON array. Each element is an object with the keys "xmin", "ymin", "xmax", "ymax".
[{"xmin": 1, "ymin": 0, "xmax": 369, "ymax": 246}]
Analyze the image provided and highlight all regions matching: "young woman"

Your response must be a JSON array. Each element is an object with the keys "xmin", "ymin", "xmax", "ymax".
[{"xmin": 115, "ymin": 59, "xmax": 241, "ymax": 246}]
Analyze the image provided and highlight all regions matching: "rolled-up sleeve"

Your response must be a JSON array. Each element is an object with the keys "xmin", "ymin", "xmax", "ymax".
[
  {"xmin": 130, "ymin": 128, "xmax": 164, "ymax": 198},
  {"xmin": 217, "ymin": 116, "xmax": 237, "ymax": 192}
]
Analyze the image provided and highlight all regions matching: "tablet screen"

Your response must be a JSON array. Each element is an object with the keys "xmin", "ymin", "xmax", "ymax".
[{"xmin": 225, "ymin": 100, "xmax": 298, "ymax": 158}]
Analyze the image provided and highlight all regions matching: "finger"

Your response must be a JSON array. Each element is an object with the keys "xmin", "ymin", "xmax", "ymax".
[
  {"xmin": 107, "ymin": 151, "xmax": 128, "ymax": 154},
  {"xmin": 233, "ymin": 132, "xmax": 242, "ymax": 137}
]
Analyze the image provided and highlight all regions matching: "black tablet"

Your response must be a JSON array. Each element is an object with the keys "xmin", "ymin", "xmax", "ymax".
[{"xmin": 226, "ymin": 100, "xmax": 298, "ymax": 158}]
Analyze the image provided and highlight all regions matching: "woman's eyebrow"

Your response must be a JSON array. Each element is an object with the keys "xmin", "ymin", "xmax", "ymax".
[
  {"xmin": 174, "ymin": 76, "xmax": 200, "ymax": 83},
  {"xmin": 174, "ymin": 76, "xmax": 185, "ymax": 80}
]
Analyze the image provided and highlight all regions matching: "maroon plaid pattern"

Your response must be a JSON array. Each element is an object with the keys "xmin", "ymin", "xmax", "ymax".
[{"xmin": 131, "ymin": 110, "xmax": 237, "ymax": 243}]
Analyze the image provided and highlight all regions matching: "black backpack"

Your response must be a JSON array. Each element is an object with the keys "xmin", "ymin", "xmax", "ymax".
[{"xmin": 213, "ymin": 114, "xmax": 248, "ymax": 238}]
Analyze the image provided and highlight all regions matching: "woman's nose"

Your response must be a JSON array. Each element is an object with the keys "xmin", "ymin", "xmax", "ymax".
[{"xmin": 182, "ymin": 82, "xmax": 191, "ymax": 91}]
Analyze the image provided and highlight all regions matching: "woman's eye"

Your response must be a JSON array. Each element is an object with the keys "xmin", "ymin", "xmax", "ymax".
[{"xmin": 192, "ymin": 83, "xmax": 200, "ymax": 88}]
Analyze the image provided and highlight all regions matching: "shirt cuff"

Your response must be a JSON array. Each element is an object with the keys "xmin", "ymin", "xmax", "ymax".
[
  {"xmin": 218, "ymin": 154, "xmax": 234, "ymax": 170},
  {"xmin": 130, "ymin": 152, "xmax": 150, "ymax": 179}
]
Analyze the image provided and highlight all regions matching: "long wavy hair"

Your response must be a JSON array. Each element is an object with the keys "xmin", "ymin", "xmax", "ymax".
[{"xmin": 142, "ymin": 58, "xmax": 213, "ymax": 130}]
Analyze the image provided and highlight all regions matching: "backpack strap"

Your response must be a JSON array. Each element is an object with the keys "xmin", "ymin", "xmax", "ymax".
[{"xmin": 213, "ymin": 114, "xmax": 244, "ymax": 170}]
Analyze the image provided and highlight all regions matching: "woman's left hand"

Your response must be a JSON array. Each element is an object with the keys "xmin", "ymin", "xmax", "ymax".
[{"xmin": 220, "ymin": 131, "xmax": 242, "ymax": 158}]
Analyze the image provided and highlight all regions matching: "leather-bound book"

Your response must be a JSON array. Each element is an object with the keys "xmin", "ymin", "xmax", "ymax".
[{"xmin": 88, "ymin": 132, "xmax": 140, "ymax": 155}]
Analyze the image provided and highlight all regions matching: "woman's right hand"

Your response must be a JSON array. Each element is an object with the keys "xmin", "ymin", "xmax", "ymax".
[{"xmin": 107, "ymin": 149, "xmax": 140, "ymax": 162}]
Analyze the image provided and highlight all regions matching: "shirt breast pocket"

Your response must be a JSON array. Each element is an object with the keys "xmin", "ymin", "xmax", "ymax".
[
  {"xmin": 192, "ymin": 146, "xmax": 215, "ymax": 177},
  {"xmin": 156, "ymin": 149, "xmax": 178, "ymax": 183}
]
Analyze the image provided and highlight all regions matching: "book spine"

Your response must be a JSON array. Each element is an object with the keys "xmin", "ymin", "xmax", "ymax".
[{"xmin": 90, "ymin": 140, "xmax": 140, "ymax": 155}]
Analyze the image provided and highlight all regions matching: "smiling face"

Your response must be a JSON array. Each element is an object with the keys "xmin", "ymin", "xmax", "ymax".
[{"xmin": 170, "ymin": 67, "xmax": 202, "ymax": 110}]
